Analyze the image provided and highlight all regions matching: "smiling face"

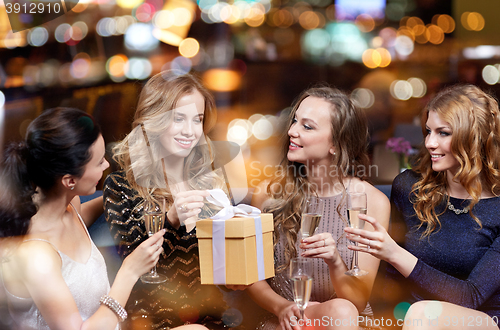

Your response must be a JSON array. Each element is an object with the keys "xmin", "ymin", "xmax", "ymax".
[
  {"xmin": 287, "ymin": 96, "xmax": 335, "ymax": 166},
  {"xmin": 425, "ymin": 110, "xmax": 460, "ymax": 174},
  {"xmin": 159, "ymin": 90, "xmax": 205, "ymax": 159},
  {"xmin": 76, "ymin": 135, "xmax": 109, "ymax": 195}
]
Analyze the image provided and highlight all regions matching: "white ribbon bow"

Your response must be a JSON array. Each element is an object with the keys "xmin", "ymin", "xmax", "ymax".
[{"xmin": 184, "ymin": 189, "xmax": 261, "ymax": 231}]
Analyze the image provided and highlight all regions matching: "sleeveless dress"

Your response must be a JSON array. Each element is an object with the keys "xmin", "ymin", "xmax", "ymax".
[
  {"xmin": 259, "ymin": 194, "xmax": 376, "ymax": 330},
  {"xmin": 2, "ymin": 204, "xmax": 117, "ymax": 330}
]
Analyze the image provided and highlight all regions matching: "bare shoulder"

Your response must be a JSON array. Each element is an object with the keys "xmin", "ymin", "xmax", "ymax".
[{"xmin": 13, "ymin": 241, "xmax": 62, "ymax": 281}]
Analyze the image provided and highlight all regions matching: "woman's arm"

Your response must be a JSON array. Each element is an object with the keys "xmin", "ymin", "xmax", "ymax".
[
  {"xmin": 79, "ymin": 195, "xmax": 104, "ymax": 228},
  {"xmin": 11, "ymin": 234, "xmax": 164, "ymax": 330}
]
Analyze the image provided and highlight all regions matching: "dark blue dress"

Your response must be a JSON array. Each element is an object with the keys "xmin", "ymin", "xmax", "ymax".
[{"xmin": 391, "ymin": 170, "xmax": 500, "ymax": 321}]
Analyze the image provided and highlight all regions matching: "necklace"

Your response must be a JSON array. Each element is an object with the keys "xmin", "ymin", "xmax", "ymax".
[{"xmin": 447, "ymin": 201, "xmax": 469, "ymax": 215}]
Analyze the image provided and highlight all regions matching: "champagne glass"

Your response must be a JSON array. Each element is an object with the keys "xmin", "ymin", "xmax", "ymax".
[
  {"xmin": 300, "ymin": 197, "xmax": 325, "ymax": 239},
  {"xmin": 141, "ymin": 198, "xmax": 167, "ymax": 284},
  {"xmin": 345, "ymin": 192, "xmax": 368, "ymax": 276},
  {"xmin": 290, "ymin": 257, "xmax": 313, "ymax": 321}
]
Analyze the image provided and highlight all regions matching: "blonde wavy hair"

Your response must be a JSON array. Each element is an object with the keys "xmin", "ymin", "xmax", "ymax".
[
  {"xmin": 113, "ymin": 70, "xmax": 224, "ymax": 207},
  {"xmin": 264, "ymin": 86, "xmax": 370, "ymax": 273},
  {"xmin": 412, "ymin": 84, "xmax": 500, "ymax": 237}
]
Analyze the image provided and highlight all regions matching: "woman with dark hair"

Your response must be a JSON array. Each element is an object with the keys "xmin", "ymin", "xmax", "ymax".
[
  {"xmin": 248, "ymin": 86, "xmax": 390, "ymax": 330},
  {"xmin": 347, "ymin": 84, "xmax": 500, "ymax": 329},
  {"xmin": 104, "ymin": 70, "xmax": 229, "ymax": 329},
  {"xmin": 0, "ymin": 107, "xmax": 194, "ymax": 330}
]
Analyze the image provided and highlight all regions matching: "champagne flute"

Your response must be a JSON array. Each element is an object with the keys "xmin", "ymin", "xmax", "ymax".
[
  {"xmin": 290, "ymin": 257, "xmax": 313, "ymax": 321},
  {"xmin": 141, "ymin": 198, "xmax": 167, "ymax": 284},
  {"xmin": 345, "ymin": 192, "xmax": 368, "ymax": 276},
  {"xmin": 300, "ymin": 197, "xmax": 325, "ymax": 240}
]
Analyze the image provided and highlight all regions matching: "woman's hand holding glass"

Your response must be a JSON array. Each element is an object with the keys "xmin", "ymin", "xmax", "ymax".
[
  {"xmin": 141, "ymin": 198, "xmax": 168, "ymax": 284},
  {"xmin": 344, "ymin": 213, "xmax": 399, "ymax": 264},
  {"xmin": 121, "ymin": 229, "xmax": 165, "ymax": 281},
  {"xmin": 299, "ymin": 233, "xmax": 342, "ymax": 266}
]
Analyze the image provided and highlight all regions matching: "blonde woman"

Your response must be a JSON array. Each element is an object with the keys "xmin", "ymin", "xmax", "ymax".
[
  {"xmin": 348, "ymin": 84, "xmax": 500, "ymax": 329},
  {"xmin": 248, "ymin": 86, "xmax": 390, "ymax": 330},
  {"xmin": 104, "ymin": 71, "xmax": 229, "ymax": 329}
]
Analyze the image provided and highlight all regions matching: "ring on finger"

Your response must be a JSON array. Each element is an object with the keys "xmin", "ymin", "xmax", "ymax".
[
  {"xmin": 367, "ymin": 239, "xmax": 371, "ymax": 248},
  {"xmin": 180, "ymin": 204, "xmax": 188, "ymax": 212},
  {"xmin": 323, "ymin": 239, "xmax": 326, "ymax": 247}
]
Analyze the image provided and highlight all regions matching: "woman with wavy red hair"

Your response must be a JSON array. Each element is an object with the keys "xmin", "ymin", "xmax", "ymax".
[{"xmin": 348, "ymin": 84, "xmax": 500, "ymax": 329}]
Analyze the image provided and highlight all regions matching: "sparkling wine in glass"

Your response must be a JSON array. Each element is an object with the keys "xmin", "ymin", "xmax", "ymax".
[
  {"xmin": 141, "ymin": 198, "xmax": 167, "ymax": 284},
  {"xmin": 345, "ymin": 192, "xmax": 368, "ymax": 276},
  {"xmin": 290, "ymin": 257, "xmax": 313, "ymax": 321},
  {"xmin": 300, "ymin": 198, "xmax": 325, "ymax": 239}
]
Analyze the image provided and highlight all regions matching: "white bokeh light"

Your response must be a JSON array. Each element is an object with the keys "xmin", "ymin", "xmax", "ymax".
[
  {"xmin": 252, "ymin": 117, "xmax": 274, "ymax": 140},
  {"xmin": 482, "ymin": 65, "xmax": 500, "ymax": 85},
  {"xmin": 390, "ymin": 80, "xmax": 413, "ymax": 100},
  {"xmin": 408, "ymin": 77, "xmax": 427, "ymax": 98},
  {"xmin": 351, "ymin": 88, "xmax": 375, "ymax": 108}
]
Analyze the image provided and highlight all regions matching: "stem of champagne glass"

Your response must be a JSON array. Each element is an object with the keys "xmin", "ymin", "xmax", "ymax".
[
  {"xmin": 151, "ymin": 264, "xmax": 157, "ymax": 276},
  {"xmin": 353, "ymin": 241, "xmax": 359, "ymax": 270},
  {"xmin": 300, "ymin": 308, "xmax": 305, "ymax": 320}
]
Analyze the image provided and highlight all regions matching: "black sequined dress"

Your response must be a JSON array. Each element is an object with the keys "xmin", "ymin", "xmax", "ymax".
[{"xmin": 104, "ymin": 171, "xmax": 229, "ymax": 330}]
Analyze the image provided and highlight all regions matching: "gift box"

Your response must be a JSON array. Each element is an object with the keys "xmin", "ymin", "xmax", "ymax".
[{"xmin": 197, "ymin": 213, "xmax": 275, "ymax": 285}]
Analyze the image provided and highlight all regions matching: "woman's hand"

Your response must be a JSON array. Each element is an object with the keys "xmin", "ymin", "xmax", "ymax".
[
  {"xmin": 299, "ymin": 233, "xmax": 342, "ymax": 267},
  {"xmin": 167, "ymin": 190, "xmax": 210, "ymax": 229},
  {"xmin": 121, "ymin": 229, "xmax": 165, "ymax": 280},
  {"xmin": 344, "ymin": 213, "xmax": 399, "ymax": 263},
  {"xmin": 277, "ymin": 301, "xmax": 305, "ymax": 330}
]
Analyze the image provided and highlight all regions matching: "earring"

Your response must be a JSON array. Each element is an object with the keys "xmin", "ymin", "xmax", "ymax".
[{"xmin": 70, "ymin": 186, "xmax": 75, "ymax": 190}]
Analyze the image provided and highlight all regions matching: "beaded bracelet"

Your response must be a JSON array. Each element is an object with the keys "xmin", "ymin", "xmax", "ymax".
[{"xmin": 99, "ymin": 295, "xmax": 127, "ymax": 322}]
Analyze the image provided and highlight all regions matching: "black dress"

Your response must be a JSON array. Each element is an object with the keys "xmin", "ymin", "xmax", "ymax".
[{"xmin": 104, "ymin": 171, "xmax": 229, "ymax": 330}]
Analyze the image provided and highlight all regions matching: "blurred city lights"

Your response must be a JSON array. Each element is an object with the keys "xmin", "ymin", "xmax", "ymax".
[
  {"xmin": 179, "ymin": 38, "xmax": 200, "ymax": 58},
  {"xmin": 55, "ymin": 24, "xmax": 72, "ymax": 43},
  {"xmin": 351, "ymin": 88, "xmax": 375, "ymax": 109},
  {"xmin": 482, "ymin": 65, "xmax": 500, "ymax": 85},
  {"xmin": 434, "ymin": 14, "xmax": 455, "ymax": 33},
  {"xmin": 134, "ymin": 3, "xmax": 156, "ymax": 22},
  {"xmin": 170, "ymin": 56, "xmax": 192, "ymax": 74},
  {"xmin": 28, "ymin": 27, "xmax": 49, "ymax": 47},
  {"xmin": 125, "ymin": 23, "xmax": 159, "ymax": 51},
  {"xmin": 407, "ymin": 77, "xmax": 426, "ymax": 97},
  {"xmin": 106, "ymin": 54, "xmax": 128, "ymax": 79},
  {"xmin": 227, "ymin": 119, "xmax": 252, "ymax": 145},
  {"xmin": 117, "ymin": 0, "xmax": 142, "ymax": 9},
  {"xmin": 427, "ymin": 24, "xmax": 444, "ymax": 45},
  {"xmin": 125, "ymin": 58, "xmax": 152, "ymax": 80},
  {"xmin": 355, "ymin": 14, "xmax": 375, "ymax": 33},
  {"xmin": 252, "ymin": 117, "xmax": 274, "ymax": 140},
  {"xmin": 70, "ymin": 58, "xmax": 91, "ymax": 79},
  {"xmin": 202, "ymin": 69, "xmax": 241, "ymax": 92},
  {"xmin": 462, "ymin": 12, "xmax": 485, "ymax": 31},
  {"xmin": 96, "ymin": 18, "xmax": 115, "ymax": 37},
  {"xmin": 153, "ymin": 10, "xmax": 175, "ymax": 29},
  {"xmin": 71, "ymin": 22, "xmax": 89, "ymax": 41},
  {"xmin": 394, "ymin": 35, "xmax": 414, "ymax": 56},
  {"xmin": 390, "ymin": 80, "xmax": 413, "ymax": 100}
]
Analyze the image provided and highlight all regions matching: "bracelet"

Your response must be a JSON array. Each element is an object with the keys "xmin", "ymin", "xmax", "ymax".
[{"xmin": 99, "ymin": 295, "xmax": 127, "ymax": 322}]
